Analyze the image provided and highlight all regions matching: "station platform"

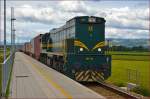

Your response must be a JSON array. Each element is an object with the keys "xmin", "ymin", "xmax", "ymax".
[{"xmin": 10, "ymin": 52, "xmax": 105, "ymax": 99}]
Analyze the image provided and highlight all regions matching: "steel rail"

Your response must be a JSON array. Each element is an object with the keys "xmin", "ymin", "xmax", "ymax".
[
  {"xmin": 97, "ymin": 81, "xmax": 142, "ymax": 99},
  {"xmin": 82, "ymin": 81, "xmax": 143, "ymax": 99}
]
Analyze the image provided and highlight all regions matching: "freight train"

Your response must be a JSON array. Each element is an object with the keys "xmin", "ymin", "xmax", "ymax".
[{"xmin": 22, "ymin": 16, "xmax": 111, "ymax": 82}]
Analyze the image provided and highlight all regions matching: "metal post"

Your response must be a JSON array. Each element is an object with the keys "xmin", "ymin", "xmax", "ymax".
[
  {"xmin": 11, "ymin": 7, "xmax": 16, "ymax": 53},
  {"xmin": 13, "ymin": 30, "xmax": 16, "ymax": 52},
  {"xmin": 11, "ymin": 7, "xmax": 13, "ymax": 55},
  {"xmin": 0, "ymin": 0, "xmax": 1, "ymax": 46},
  {"xmin": 4, "ymin": 0, "xmax": 6, "ymax": 61},
  {"xmin": 107, "ymin": 40, "xmax": 110, "ymax": 53}
]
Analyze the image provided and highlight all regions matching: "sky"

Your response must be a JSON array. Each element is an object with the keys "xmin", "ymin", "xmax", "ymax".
[{"xmin": 0, "ymin": 0, "xmax": 149, "ymax": 43}]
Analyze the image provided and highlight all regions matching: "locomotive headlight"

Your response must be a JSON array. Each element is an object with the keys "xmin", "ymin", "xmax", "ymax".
[
  {"xmin": 98, "ymin": 48, "xmax": 101, "ymax": 52},
  {"xmin": 80, "ymin": 48, "xmax": 83, "ymax": 51}
]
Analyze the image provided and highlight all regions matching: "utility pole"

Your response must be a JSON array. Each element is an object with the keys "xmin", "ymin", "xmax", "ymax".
[
  {"xmin": 13, "ymin": 29, "xmax": 16, "ymax": 52},
  {"xmin": 11, "ymin": 7, "xmax": 13, "ymax": 55},
  {"xmin": 0, "ymin": 0, "xmax": 1, "ymax": 46},
  {"xmin": 11, "ymin": 7, "xmax": 16, "ymax": 55},
  {"xmin": 4, "ymin": 0, "xmax": 6, "ymax": 61},
  {"xmin": 107, "ymin": 40, "xmax": 110, "ymax": 53}
]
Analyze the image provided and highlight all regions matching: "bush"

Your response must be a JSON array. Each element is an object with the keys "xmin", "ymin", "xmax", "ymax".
[
  {"xmin": 132, "ymin": 86, "xmax": 150, "ymax": 96},
  {"xmin": 114, "ymin": 82, "xmax": 126, "ymax": 87},
  {"xmin": 0, "ymin": 55, "xmax": 3, "ymax": 63}
]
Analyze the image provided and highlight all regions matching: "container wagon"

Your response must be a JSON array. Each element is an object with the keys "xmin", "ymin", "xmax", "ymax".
[
  {"xmin": 30, "ymin": 34, "xmax": 43, "ymax": 60},
  {"xmin": 24, "ymin": 42, "xmax": 31, "ymax": 55}
]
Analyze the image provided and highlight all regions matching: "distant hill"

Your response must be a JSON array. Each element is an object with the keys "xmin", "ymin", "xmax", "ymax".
[
  {"xmin": 106, "ymin": 38, "xmax": 150, "ymax": 48},
  {"xmin": 0, "ymin": 39, "xmax": 149, "ymax": 48}
]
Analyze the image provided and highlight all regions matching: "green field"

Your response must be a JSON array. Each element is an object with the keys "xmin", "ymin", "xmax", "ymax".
[
  {"xmin": 0, "ymin": 49, "xmax": 3, "ymax": 63},
  {"xmin": 0, "ymin": 50, "xmax": 2, "ymax": 95},
  {"xmin": 108, "ymin": 51, "xmax": 150, "ymax": 55},
  {"xmin": 0, "ymin": 48, "xmax": 10, "ymax": 63},
  {"xmin": 107, "ymin": 51, "xmax": 150, "ymax": 96},
  {"xmin": 106, "ymin": 51, "xmax": 150, "ymax": 61}
]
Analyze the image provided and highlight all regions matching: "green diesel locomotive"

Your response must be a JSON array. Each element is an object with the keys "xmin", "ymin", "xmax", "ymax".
[{"xmin": 40, "ymin": 16, "xmax": 111, "ymax": 81}]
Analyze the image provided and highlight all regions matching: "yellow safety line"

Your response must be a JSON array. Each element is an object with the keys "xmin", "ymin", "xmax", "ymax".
[{"xmin": 23, "ymin": 57, "xmax": 72, "ymax": 99}]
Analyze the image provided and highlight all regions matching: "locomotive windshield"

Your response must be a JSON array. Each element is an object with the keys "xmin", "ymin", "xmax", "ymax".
[{"xmin": 79, "ymin": 17, "xmax": 105, "ymax": 24}]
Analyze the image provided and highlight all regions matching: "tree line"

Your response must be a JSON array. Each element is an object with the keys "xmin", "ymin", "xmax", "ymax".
[{"xmin": 108, "ymin": 45, "xmax": 150, "ymax": 52}]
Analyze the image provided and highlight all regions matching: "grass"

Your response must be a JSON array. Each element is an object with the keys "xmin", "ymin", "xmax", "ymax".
[
  {"xmin": 132, "ymin": 86, "xmax": 150, "ymax": 96},
  {"xmin": 106, "ymin": 51, "xmax": 150, "ymax": 96},
  {"xmin": 0, "ymin": 64, "xmax": 1, "ymax": 96},
  {"xmin": 0, "ymin": 48, "xmax": 10, "ymax": 63},
  {"xmin": 0, "ymin": 48, "xmax": 10, "ymax": 96},
  {"xmin": 107, "ymin": 51, "xmax": 150, "ymax": 61},
  {"xmin": 0, "ymin": 52, "xmax": 3, "ymax": 63},
  {"xmin": 108, "ymin": 51, "xmax": 150, "ymax": 55},
  {"xmin": 5, "ymin": 62, "xmax": 13, "ymax": 97},
  {"xmin": 111, "ymin": 55, "xmax": 150, "ymax": 61}
]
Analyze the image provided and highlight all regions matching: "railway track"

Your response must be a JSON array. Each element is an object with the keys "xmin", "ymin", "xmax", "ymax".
[{"xmin": 81, "ymin": 81, "xmax": 143, "ymax": 99}]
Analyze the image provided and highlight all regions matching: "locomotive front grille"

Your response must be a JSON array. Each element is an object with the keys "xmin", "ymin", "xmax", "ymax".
[{"xmin": 75, "ymin": 70, "xmax": 104, "ymax": 82}]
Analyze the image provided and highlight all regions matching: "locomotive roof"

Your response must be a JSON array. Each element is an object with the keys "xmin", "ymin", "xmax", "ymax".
[
  {"xmin": 49, "ymin": 16, "xmax": 105, "ymax": 34},
  {"xmin": 66, "ymin": 16, "xmax": 105, "ymax": 23}
]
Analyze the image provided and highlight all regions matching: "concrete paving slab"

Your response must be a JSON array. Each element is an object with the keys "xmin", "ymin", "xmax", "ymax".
[{"xmin": 10, "ymin": 52, "xmax": 105, "ymax": 99}]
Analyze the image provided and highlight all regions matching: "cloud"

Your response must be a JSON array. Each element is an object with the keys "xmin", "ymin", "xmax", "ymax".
[
  {"xmin": 16, "ymin": 5, "xmax": 55, "ymax": 23},
  {"xmin": 0, "ymin": 1, "xmax": 149, "ymax": 43},
  {"xmin": 58, "ymin": 1, "xmax": 87, "ymax": 13},
  {"xmin": 95, "ymin": 7, "xmax": 149, "ymax": 30},
  {"xmin": 106, "ymin": 27, "xmax": 149, "ymax": 39},
  {"xmin": 11, "ymin": 3, "xmax": 149, "ymax": 31}
]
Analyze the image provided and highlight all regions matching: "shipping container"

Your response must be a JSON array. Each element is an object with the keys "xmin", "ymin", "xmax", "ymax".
[
  {"xmin": 30, "ymin": 39, "xmax": 34, "ymax": 57},
  {"xmin": 24, "ymin": 42, "xmax": 31, "ymax": 55},
  {"xmin": 21, "ymin": 44, "xmax": 25, "ymax": 52},
  {"xmin": 34, "ymin": 34, "xmax": 42, "ymax": 60}
]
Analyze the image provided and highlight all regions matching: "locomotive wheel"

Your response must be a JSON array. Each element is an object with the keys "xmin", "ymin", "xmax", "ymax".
[{"xmin": 50, "ymin": 57, "xmax": 53, "ymax": 67}]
